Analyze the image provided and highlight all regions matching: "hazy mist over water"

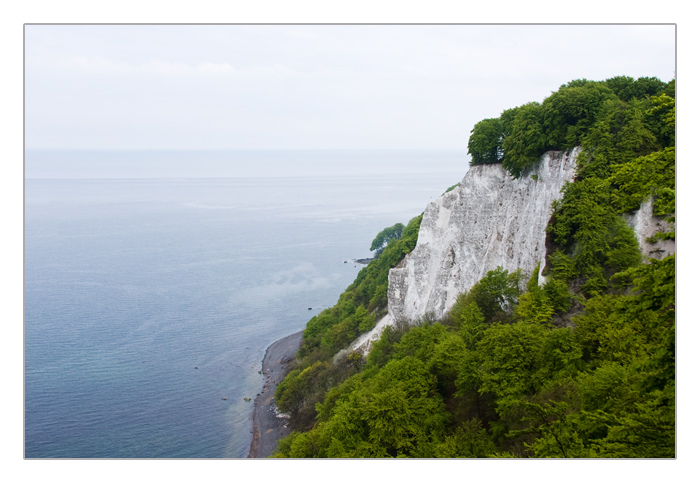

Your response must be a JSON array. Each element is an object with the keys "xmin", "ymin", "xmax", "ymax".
[
  {"xmin": 25, "ymin": 149, "xmax": 467, "ymax": 179},
  {"xmin": 24, "ymin": 149, "xmax": 467, "ymax": 458}
]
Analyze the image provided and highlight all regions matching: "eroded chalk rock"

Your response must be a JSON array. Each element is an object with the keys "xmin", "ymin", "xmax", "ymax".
[{"xmin": 388, "ymin": 149, "xmax": 579, "ymax": 323}]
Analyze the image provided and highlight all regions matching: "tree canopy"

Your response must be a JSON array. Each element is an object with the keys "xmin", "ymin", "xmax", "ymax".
[
  {"xmin": 467, "ymin": 118, "xmax": 504, "ymax": 165},
  {"xmin": 370, "ymin": 223, "xmax": 405, "ymax": 255},
  {"xmin": 468, "ymin": 76, "xmax": 673, "ymax": 178},
  {"xmin": 273, "ymin": 75, "xmax": 675, "ymax": 458}
]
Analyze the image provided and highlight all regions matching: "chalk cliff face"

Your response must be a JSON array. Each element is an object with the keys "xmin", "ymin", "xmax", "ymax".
[
  {"xmin": 388, "ymin": 148, "xmax": 580, "ymax": 323},
  {"xmin": 346, "ymin": 149, "xmax": 579, "ymax": 355},
  {"xmin": 624, "ymin": 199, "xmax": 676, "ymax": 261},
  {"xmin": 346, "ymin": 147, "xmax": 675, "ymax": 356}
]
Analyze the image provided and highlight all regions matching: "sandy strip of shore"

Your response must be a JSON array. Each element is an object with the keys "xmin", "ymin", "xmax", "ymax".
[{"xmin": 247, "ymin": 330, "xmax": 303, "ymax": 458}]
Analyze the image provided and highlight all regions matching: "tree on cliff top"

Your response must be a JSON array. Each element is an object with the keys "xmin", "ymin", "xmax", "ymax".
[
  {"xmin": 468, "ymin": 118, "xmax": 504, "ymax": 165},
  {"xmin": 370, "ymin": 223, "xmax": 405, "ymax": 256},
  {"xmin": 468, "ymin": 76, "xmax": 671, "ymax": 178}
]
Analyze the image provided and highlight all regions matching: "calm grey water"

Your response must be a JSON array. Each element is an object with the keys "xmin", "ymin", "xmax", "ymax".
[{"xmin": 24, "ymin": 150, "xmax": 467, "ymax": 458}]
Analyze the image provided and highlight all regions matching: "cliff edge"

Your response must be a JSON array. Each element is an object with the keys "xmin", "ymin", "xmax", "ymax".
[
  {"xmin": 348, "ymin": 148, "xmax": 578, "ymax": 354},
  {"xmin": 388, "ymin": 148, "xmax": 579, "ymax": 323}
]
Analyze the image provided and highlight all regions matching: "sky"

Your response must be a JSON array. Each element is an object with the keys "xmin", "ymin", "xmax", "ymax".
[{"xmin": 24, "ymin": 24, "xmax": 676, "ymax": 151}]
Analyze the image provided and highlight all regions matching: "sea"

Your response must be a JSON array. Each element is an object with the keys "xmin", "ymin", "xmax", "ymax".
[{"xmin": 24, "ymin": 149, "xmax": 467, "ymax": 458}]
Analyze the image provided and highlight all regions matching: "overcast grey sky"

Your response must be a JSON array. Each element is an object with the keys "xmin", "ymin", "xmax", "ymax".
[{"xmin": 25, "ymin": 24, "xmax": 676, "ymax": 151}]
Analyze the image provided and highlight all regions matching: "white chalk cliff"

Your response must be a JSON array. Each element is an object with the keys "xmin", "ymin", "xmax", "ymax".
[
  {"xmin": 346, "ymin": 146, "xmax": 674, "ymax": 356},
  {"xmin": 388, "ymin": 148, "xmax": 580, "ymax": 323},
  {"xmin": 623, "ymin": 198, "xmax": 676, "ymax": 261},
  {"xmin": 347, "ymin": 148, "xmax": 579, "ymax": 354}
]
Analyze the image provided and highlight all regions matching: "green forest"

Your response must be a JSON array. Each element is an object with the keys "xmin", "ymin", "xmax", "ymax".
[{"xmin": 271, "ymin": 76, "xmax": 675, "ymax": 458}]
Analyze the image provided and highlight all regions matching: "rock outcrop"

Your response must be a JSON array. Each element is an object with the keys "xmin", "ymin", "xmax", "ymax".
[
  {"xmin": 623, "ymin": 198, "xmax": 676, "ymax": 260},
  {"xmin": 347, "ymin": 149, "xmax": 579, "ymax": 354},
  {"xmin": 388, "ymin": 148, "xmax": 580, "ymax": 323},
  {"xmin": 347, "ymin": 147, "xmax": 676, "ymax": 356}
]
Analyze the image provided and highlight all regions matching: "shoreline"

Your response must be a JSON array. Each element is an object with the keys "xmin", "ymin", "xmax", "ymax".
[{"xmin": 247, "ymin": 330, "xmax": 303, "ymax": 458}]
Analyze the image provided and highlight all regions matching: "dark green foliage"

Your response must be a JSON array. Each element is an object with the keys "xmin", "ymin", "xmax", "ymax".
[
  {"xmin": 508, "ymin": 400, "xmax": 587, "ymax": 457},
  {"xmin": 605, "ymin": 217, "xmax": 643, "ymax": 274},
  {"xmin": 574, "ymin": 295, "xmax": 645, "ymax": 364},
  {"xmin": 542, "ymin": 277, "xmax": 572, "ymax": 314},
  {"xmin": 542, "ymin": 80, "xmax": 617, "ymax": 149},
  {"xmin": 547, "ymin": 178, "xmax": 641, "ymax": 296},
  {"xmin": 501, "ymin": 102, "xmax": 547, "ymax": 178},
  {"xmin": 276, "ymin": 246, "xmax": 673, "ymax": 458},
  {"xmin": 475, "ymin": 321, "xmax": 551, "ymax": 401},
  {"xmin": 545, "ymin": 83, "xmax": 674, "ymax": 298},
  {"xmin": 364, "ymin": 319, "xmax": 412, "ymax": 369},
  {"xmin": 369, "ymin": 222, "xmax": 405, "ymax": 254},
  {"xmin": 571, "ymin": 353, "xmax": 674, "ymax": 458},
  {"xmin": 549, "ymin": 179, "xmax": 612, "ymax": 249},
  {"xmin": 646, "ymin": 91, "xmax": 676, "ymax": 148},
  {"xmin": 516, "ymin": 264, "xmax": 556, "ymax": 325},
  {"xmin": 456, "ymin": 266, "xmax": 523, "ymax": 322},
  {"xmin": 577, "ymin": 97, "xmax": 660, "ymax": 180},
  {"xmin": 433, "ymin": 419, "xmax": 497, "ymax": 457},
  {"xmin": 275, "ymin": 361, "xmax": 329, "ymax": 415},
  {"xmin": 275, "ymin": 358, "xmax": 362, "ymax": 429},
  {"xmin": 467, "ymin": 76, "xmax": 673, "ymax": 178},
  {"xmin": 503, "ymin": 258, "xmax": 675, "ymax": 458},
  {"xmin": 468, "ymin": 117, "xmax": 504, "ymax": 165},
  {"xmin": 275, "ymin": 75, "xmax": 674, "ymax": 458},
  {"xmin": 393, "ymin": 321, "xmax": 450, "ymax": 362},
  {"xmin": 321, "ymin": 356, "xmax": 450, "ymax": 457},
  {"xmin": 609, "ymin": 147, "xmax": 675, "ymax": 217},
  {"xmin": 474, "ymin": 322, "xmax": 582, "ymax": 407},
  {"xmin": 604, "ymin": 76, "xmax": 666, "ymax": 103},
  {"xmin": 454, "ymin": 301, "xmax": 486, "ymax": 350},
  {"xmin": 276, "ymin": 357, "xmax": 451, "ymax": 457}
]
